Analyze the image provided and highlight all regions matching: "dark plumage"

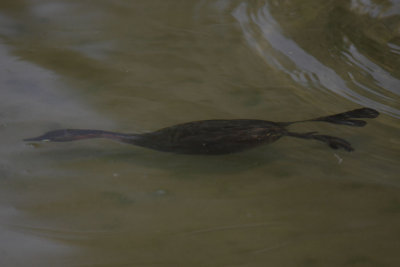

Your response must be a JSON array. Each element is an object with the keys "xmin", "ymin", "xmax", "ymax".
[{"xmin": 25, "ymin": 108, "xmax": 379, "ymax": 155}]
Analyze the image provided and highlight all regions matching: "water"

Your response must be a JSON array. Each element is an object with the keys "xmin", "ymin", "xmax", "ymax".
[{"xmin": 0, "ymin": 0, "xmax": 399, "ymax": 266}]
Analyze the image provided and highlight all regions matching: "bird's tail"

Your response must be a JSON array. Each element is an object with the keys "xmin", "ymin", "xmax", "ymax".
[{"xmin": 286, "ymin": 107, "xmax": 379, "ymax": 127}]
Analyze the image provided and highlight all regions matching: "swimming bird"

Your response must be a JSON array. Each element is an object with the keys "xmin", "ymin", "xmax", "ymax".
[{"xmin": 25, "ymin": 108, "xmax": 379, "ymax": 155}]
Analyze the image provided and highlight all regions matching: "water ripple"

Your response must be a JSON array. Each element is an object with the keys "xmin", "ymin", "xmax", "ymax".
[{"xmin": 233, "ymin": 1, "xmax": 400, "ymax": 118}]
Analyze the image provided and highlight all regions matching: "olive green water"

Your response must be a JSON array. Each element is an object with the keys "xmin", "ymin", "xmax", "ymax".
[{"xmin": 1, "ymin": 0, "xmax": 400, "ymax": 266}]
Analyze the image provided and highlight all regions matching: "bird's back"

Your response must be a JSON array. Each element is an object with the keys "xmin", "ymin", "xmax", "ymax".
[{"xmin": 134, "ymin": 119, "xmax": 286, "ymax": 154}]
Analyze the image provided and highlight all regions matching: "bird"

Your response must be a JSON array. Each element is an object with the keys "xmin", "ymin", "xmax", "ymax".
[{"xmin": 24, "ymin": 107, "xmax": 379, "ymax": 155}]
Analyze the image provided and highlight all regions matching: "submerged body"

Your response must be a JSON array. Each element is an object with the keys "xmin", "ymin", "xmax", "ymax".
[
  {"xmin": 25, "ymin": 108, "xmax": 379, "ymax": 155},
  {"xmin": 132, "ymin": 119, "xmax": 285, "ymax": 154}
]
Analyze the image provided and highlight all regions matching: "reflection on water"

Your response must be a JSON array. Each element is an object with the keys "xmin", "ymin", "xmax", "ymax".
[
  {"xmin": 1, "ymin": 0, "xmax": 399, "ymax": 266},
  {"xmin": 233, "ymin": 1, "xmax": 400, "ymax": 118}
]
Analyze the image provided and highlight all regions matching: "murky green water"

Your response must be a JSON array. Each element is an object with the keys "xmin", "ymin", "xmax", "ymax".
[{"xmin": 1, "ymin": 0, "xmax": 399, "ymax": 266}]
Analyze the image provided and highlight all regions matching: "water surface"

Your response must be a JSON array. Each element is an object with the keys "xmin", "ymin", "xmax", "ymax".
[{"xmin": 1, "ymin": 0, "xmax": 399, "ymax": 266}]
